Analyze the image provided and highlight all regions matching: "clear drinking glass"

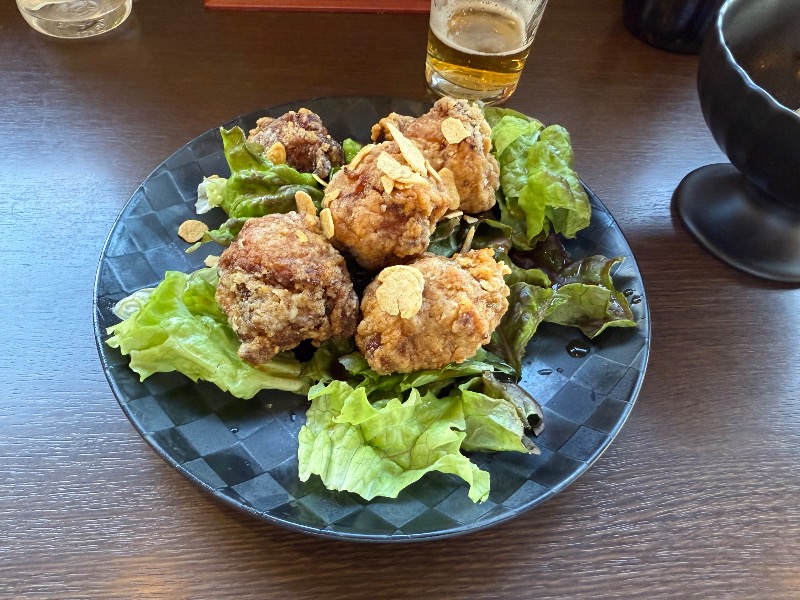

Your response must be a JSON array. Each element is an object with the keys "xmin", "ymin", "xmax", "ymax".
[
  {"xmin": 16, "ymin": 0, "xmax": 132, "ymax": 39},
  {"xmin": 425, "ymin": 0, "xmax": 549, "ymax": 105}
]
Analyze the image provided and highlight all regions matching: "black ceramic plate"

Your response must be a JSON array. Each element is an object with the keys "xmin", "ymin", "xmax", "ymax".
[{"xmin": 94, "ymin": 96, "xmax": 650, "ymax": 542}]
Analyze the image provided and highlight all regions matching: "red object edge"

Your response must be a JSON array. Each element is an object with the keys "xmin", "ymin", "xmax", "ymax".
[{"xmin": 204, "ymin": 0, "xmax": 430, "ymax": 12}]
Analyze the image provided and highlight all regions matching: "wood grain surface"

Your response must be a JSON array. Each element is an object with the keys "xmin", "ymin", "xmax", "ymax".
[{"xmin": 1, "ymin": 0, "xmax": 798, "ymax": 597}]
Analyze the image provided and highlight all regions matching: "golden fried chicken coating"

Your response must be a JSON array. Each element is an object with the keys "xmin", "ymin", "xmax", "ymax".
[
  {"xmin": 371, "ymin": 97, "xmax": 500, "ymax": 214},
  {"xmin": 216, "ymin": 211, "xmax": 359, "ymax": 365},
  {"xmin": 356, "ymin": 249, "xmax": 511, "ymax": 374},
  {"xmin": 248, "ymin": 108, "xmax": 345, "ymax": 179},
  {"xmin": 324, "ymin": 140, "xmax": 455, "ymax": 271}
]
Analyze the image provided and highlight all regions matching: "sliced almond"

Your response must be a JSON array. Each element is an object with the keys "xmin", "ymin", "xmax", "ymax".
[
  {"xmin": 375, "ymin": 265, "xmax": 425, "ymax": 319},
  {"xmin": 295, "ymin": 190, "xmax": 317, "ymax": 216},
  {"xmin": 319, "ymin": 208, "xmax": 335, "ymax": 239},
  {"xmin": 295, "ymin": 230, "xmax": 309, "ymax": 243},
  {"xmin": 441, "ymin": 117, "xmax": 471, "ymax": 144},
  {"xmin": 265, "ymin": 141, "xmax": 287, "ymax": 164},
  {"xmin": 349, "ymin": 143, "xmax": 375, "ymax": 170},
  {"xmin": 443, "ymin": 210, "xmax": 463, "ymax": 220},
  {"xmin": 438, "ymin": 167, "xmax": 461, "ymax": 210},
  {"xmin": 385, "ymin": 122, "xmax": 427, "ymax": 176},
  {"xmin": 381, "ymin": 175, "xmax": 395, "ymax": 195},
  {"xmin": 203, "ymin": 255, "xmax": 220, "ymax": 268},
  {"xmin": 178, "ymin": 219, "xmax": 208, "ymax": 243},
  {"xmin": 312, "ymin": 173, "xmax": 329, "ymax": 188},
  {"xmin": 425, "ymin": 159, "xmax": 443, "ymax": 184},
  {"xmin": 463, "ymin": 214, "xmax": 478, "ymax": 224},
  {"xmin": 376, "ymin": 151, "xmax": 428, "ymax": 186},
  {"xmin": 322, "ymin": 187, "xmax": 340, "ymax": 208},
  {"xmin": 460, "ymin": 225, "xmax": 476, "ymax": 254}
]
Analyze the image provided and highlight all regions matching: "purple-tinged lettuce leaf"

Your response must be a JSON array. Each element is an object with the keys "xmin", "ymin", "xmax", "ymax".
[{"xmin": 545, "ymin": 256, "xmax": 636, "ymax": 337}]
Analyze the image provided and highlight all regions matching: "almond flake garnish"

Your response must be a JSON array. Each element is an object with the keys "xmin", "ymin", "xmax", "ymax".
[
  {"xmin": 426, "ymin": 159, "xmax": 443, "ymax": 183},
  {"xmin": 375, "ymin": 265, "xmax": 425, "ymax": 319},
  {"xmin": 438, "ymin": 167, "xmax": 460, "ymax": 210},
  {"xmin": 376, "ymin": 151, "xmax": 428, "ymax": 186},
  {"xmin": 381, "ymin": 175, "xmax": 395, "ymax": 195},
  {"xmin": 204, "ymin": 255, "xmax": 220, "ymax": 268},
  {"xmin": 460, "ymin": 225, "xmax": 476, "ymax": 254},
  {"xmin": 463, "ymin": 214, "xmax": 478, "ymax": 224},
  {"xmin": 443, "ymin": 210, "xmax": 463, "ymax": 220},
  {"xmin": 266, "ymin": 141, "xmax": 287, "ymax": 164},
  {"xmin": 312, "ymin": 173, "xmax": 329, "ymax": 188},
  {"xmin": 322, "ymin": 188, "xmax": 340, "ymax": 208},
  {"xmin": 295, "ymin": 230, "xmax": 309, "ymax": 243},
  {"xmin": 320, "ymin": 208, "xmax": 335, "ymax": 239},
  {"xmin": 349, "ymin": 143, "xmax": 375, "ymax": 169},
  {"xmin": 295, "ymin": 190, "xmax": 317, "ymax": 216},
  {"xmin": 441, "ymin": 117, "xmax": 471, "ymax": 144},
  {"xmin": 385, "ymin": 122, "xmax": 427, "ymax": 176},
  {"xmin": 178, "ymin": 220, "xmax": 208, "ymax": 243}
]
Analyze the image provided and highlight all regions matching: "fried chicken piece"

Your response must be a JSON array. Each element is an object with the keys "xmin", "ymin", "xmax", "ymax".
[
  {"xmin": 371, "ymin": 97, "xmax": 500, "ymax": 214},
  {"xmin": 324, "ymin": 140, "xmax": 455, "ymax": 271},
  {"xmin": 356, "ymin": 249, "xmax": 511, "ymax": 374},
  {"xmin": 216, "ymin": 211, "xmax": 359, "ymax": 365},
  {"xmin": 248, "ymin": 108, "xmax": 344, "ymax": 179}
]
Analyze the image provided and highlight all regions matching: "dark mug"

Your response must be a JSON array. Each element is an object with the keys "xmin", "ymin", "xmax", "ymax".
[{"xmin": 623, "ymin": 0, "xmax": 724, "ymax": 54}]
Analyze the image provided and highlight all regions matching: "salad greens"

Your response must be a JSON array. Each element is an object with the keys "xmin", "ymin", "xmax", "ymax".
[
  {"xmin": 298, "ymin": 381, "xmax": 491, "ymax": 502},
  {"xmin": 189, "ymin": 126, "xmax": 323, "ymax": 252},
  {"xmin": 484, "ymin": 107, "xmax": 592, "ymax": 247},
  {"xmin": 106, "ymin": 268, "xmax": 307, "ymax": 399},
  {"xmin": 107, "ymin": 106, "xmax": 637, "ymax": 503}
]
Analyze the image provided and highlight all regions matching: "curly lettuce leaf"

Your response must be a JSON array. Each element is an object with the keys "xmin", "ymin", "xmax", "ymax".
[
  {"xmin": 483, "ymin": 106, "xmax": 542, "ymax": 130},
  {"xmin": 195, "ymin": 126, "xmax": 322, "ymax": 220},
  {"xmin": 459, "ymin": 373, "xmax": 543, "ymax": 454},
  {"xmin": 105, "ymin": 268, "xmax": 306, "ymax": 399},
  {"xmin": 488, "ymin": 110, "xmax": 591, "ymax": 248},
  {"xmin": 338, "ymin": 348, "xmax": 513, "ymax": 397},
  {"xmin": 298, "ymin": 381, "xmax": 490, "ymax": 502},
  {"xmin": 487, "ymin": 282, "xmax": 555, "ymax": 376},
  {"xmin": 428, "ymin": 213, "xmax": 515, "ymax": 257},
  {"xmin": 545, "ymin": 256, "xmax": 636, "ymax": 337},
  {"xmin": 519, "ymin": 126, "xmax": 591, "ymax": 239}
]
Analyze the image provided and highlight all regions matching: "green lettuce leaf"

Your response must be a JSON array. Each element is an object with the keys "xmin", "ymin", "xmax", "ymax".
[
  {"xmin": 488, "ymin": 111, "xmax": 591, "ymax": 248},
  {"xmin": 428, "ymin": 213, "xmax": 514, "ymax": 257},
  {"xmin": 298, "ymin": 381, "xmax": 490, "ymax": 502},
  {"xmin": 488, "ymin": 240, "xmax": 637, "ymax": 373},
  {"xmin": 545, "ymin": 256, "xmax": 636, "ymax": 337},
  {"xmin": 459, "ymin": 373, "xmax": 543, "ymax": 454},
  {"xmin": 519, "ymin": 126, "xmax": 591, "ymax": 239},
  {"xmin": 301, "ymin": 338, "xmax": 355, "ymax": 384},
  {"xmin": 106, "ymin": 268, "xmax": 307, "ymax": 399},
  {"xmin": 483, "ymin": 106, "xmax": 542, "ymax": 129},
  {"xmin": 342, "ymin": 138, "xmax": 364, "ymax": 163},
  {"xmin": 186, "ymin": 217, "xmax": 247, "ymax": 253},
  {"xmin": 195, "ymin": 126, "xmax": 322, "ymax": 220},
  {"xmin": 338, "ymin": 348, "xmax": 513, "ymax": 397},
  {"xmin": 487, "ymin": 282, "xmax": 555, "ymax": 376}
]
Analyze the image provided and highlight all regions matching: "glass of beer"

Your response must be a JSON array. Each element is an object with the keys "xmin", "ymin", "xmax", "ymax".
[
  {"xmin": 425, "ymin": 0, "xmax": 549, "ymax": 105},
  {"xmin": 16, "ymin": 0, "xmax": 132, "ymax": 38}
]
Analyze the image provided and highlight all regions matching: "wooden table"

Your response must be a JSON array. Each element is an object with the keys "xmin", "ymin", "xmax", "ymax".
[{"xmin": 2, "ymin": 0, "xmax": 798, "ymax": 597}]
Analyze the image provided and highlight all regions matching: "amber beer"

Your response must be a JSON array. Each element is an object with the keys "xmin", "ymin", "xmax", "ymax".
[{"xmin": 425, "ymin": 0, "xmax": 548, "ymax": 105}]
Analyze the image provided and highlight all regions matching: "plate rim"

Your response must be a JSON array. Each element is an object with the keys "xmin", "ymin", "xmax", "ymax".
[{"xmin": 93, "ymin": 95, "xmax": 651, "ymax": 542}]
